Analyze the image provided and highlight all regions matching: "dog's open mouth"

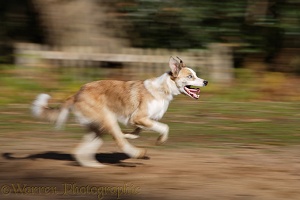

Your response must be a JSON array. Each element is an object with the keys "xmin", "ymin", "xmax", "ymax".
[{"xmin": 184, "ymin": 85, "xmax": 200, "ymax": 99}]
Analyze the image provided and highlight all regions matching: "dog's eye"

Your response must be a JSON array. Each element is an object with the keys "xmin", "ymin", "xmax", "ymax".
[{"xmin": 187, "ymin": 75, "xmax": 193, "ymax": 79}]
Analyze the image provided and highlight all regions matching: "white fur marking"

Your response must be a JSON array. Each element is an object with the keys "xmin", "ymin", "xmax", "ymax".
[
  {"xmin": 151, "ymin": 122, "xmax": 169, "ymax": 144},
  {"xmin": 151, "ymin": 122, "xmax": 169, "ymax": 135},
  {"xmin": 74, "ymin": 110, "xmax": 92, "ymax": 125},
  {"xmin": 166, "ymin": 76, "xmax": 181, "ymax": 96},
  {"xmin": 144, "ymin": 73, "xmax": 180, "ymax": 101},
  {"xmin": 147, "ymin": 99, "xmax": 169, "ymax": 120},
  {"xmin": 55, "ymin": 108, "xmax": 69, "ymax": 129},
  {"xmin": 186, "ymin": 68, "xmax": 205, "ymax": 87},
  {"xmin": 123, "ymin": 134, "xmax": 140, "ymax": 139},
  {"xmin": 32, "ymin": 93, "xmax": 51, "ymax": 117},
  {"xmin": 74, "ymin": 133, "xmax": 105, "ymax": 168},
  {"xmin": 187, "ymin": 68, "xmax": 197, "ymax": 77},
  {"xmin": 144, "ymin": 73, "xmax": 181, "ymax": 120},
  {"xmin": 117, "ymin": 115, "xmax": 130, "ymax": 126},
  {"xmin": 122, "ymin": 143, "xmax": 141, "ymax": 158}
]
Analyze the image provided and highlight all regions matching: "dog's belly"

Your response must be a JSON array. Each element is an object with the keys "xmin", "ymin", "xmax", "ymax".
[{"xmin": 117, "ymin": 115, "xmax": 130, "ymax": 126}]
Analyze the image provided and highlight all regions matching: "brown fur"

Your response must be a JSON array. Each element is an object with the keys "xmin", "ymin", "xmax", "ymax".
[
  {"xmin": 32, "ymin": 56, "xmax": 207, "ymax": 167},
  {"xmin": 73, "ymin": 80, "xmax": 154, "ymax": 126}
]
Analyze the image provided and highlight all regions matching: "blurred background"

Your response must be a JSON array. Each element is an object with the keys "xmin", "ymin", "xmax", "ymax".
[
  {"xmin": 1, "ymin": 2, "xmax": 300, "ymax": 199},
  {"xmin": 0, "ymin": 0, "xmax": 300, "ymax": 145},
  {"xmin": 1, "ymin": 0, "xmax": 300, "ymax": 102}
]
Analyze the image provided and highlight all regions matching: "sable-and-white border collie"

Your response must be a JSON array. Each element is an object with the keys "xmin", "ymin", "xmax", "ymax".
[{"xmin": 32, "ymin": 56, "xmax": 208, "ymax": 168}]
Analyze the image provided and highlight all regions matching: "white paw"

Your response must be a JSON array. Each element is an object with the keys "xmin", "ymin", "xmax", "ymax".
[
  {"xmin": 80, "ymin": 160, "xmax": 106, "ymax": 168},
  {"xmin": 122, "ymin": 144, "xmax": 146, "ymax": 159},
  {"xmin": 123, "ymin": 134, "xmax": 140, "ymax": 139},
  {"xmin": 156, "ymin": 134, "xmax": 168, "ymax": 145},
  {"xmin": 73, "ymin": 154, "xmax": 106, "ymax": 168},
  {"xmin": 161, "ymin": 124, "xmax": 169, "ymax": 135}
]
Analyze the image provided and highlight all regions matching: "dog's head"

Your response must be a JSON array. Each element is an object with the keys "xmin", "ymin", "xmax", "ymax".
[{"xmin": 169, "ymin": 56, "xmax": 208, "ymax": 99}]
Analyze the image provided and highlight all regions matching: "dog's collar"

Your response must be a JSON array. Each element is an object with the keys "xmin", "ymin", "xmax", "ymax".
[{"xmin": 167, "ymin": 71, "xmax": 177, "ymax": 81}]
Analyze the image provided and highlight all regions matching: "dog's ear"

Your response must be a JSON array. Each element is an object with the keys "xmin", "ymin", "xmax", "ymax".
[
  {"xmin": 169, "ymin": 56, "xmax": 183, "ymax": 77},
  {"xmin": 176, "ymin": 56, "xmax": 186, "ymax": 69}
]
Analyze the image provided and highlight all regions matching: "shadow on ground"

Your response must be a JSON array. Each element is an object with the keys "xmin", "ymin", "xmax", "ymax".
[{"xmin": 2, "ymin": 151, "xmax": 149, "ymax": 167}]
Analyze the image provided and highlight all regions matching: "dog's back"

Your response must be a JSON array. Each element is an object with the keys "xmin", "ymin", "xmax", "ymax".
[{"xmin": 73, "ymin": 80, "xmax": 151, "ymax": 125}]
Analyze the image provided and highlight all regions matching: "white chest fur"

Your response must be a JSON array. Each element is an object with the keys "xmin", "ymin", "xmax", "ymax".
[{"xmin": 147, "ymin": 99, "xmax": 170, "ymax": 120}]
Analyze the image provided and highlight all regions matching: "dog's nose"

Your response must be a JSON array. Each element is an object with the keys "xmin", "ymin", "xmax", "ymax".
[{"xmin": 203, "ymin": 80, "xmax": 208, "ymax": 86}]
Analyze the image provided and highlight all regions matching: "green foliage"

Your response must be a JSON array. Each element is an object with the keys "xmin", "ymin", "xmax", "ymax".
[{"xmin": 116, "ymin": 0, "xmax": 300, "ymax": 55}]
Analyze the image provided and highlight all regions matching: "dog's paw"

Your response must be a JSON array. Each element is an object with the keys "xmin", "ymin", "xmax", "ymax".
[
  {"xmin": 136, "ymin": 148, "xmax": 147, "ymax": 159},
  {"xmin": 156, "ymin": 135, "xmax": 168, "ymax": 145},
  {"xmin": 123, "ymin": 134, "xmax": 140, "ymax": 139},
  {"xmin": 80, "ymin": 161, "xmax": 106, "ymax": 168},
  {"xmin": 122, "ymin": 144, "xmax": 147, "ymax": 159}
]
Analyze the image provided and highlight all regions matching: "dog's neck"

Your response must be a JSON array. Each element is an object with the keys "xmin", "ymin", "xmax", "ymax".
[{"xmin": 144, "ymin": 72, "xmax": 180, "ymax": 101}]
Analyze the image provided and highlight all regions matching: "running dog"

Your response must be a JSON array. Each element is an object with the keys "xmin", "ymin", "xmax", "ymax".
[{"xmin": 32, "ymin": 56, "xmax": 208, "ymax": 167}]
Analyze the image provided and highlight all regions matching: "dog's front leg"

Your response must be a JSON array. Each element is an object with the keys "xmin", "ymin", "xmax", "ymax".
[
  {"xmin": 133, "ymin": 118, "xmax": 169, "ymax": 145},
  {"xmin": 153, "ymin": 122, "xmax": 169, "ymax": 144}
]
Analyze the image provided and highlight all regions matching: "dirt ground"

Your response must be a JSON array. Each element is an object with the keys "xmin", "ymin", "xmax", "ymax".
[{"xmin": 1, "ymin": 135, "xmax": 300, "ymax": 200}]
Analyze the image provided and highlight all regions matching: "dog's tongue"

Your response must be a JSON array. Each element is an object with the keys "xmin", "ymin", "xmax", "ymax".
[
  {"xmin": 190, "ymin": 88, "xmax": 200, "ymax": 94},
  {"xmin": 186, "ymin": 88, "xmax": 200, "ymax": 99}
]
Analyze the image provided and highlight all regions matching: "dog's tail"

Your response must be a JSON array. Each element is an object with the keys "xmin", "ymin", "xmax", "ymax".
[{"xmin": 31, "ymin": 94, "xmax": 74, "ymax": 129}]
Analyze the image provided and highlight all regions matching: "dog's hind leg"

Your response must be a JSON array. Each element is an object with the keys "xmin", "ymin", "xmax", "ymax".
[
  {"xmin": 73, "ymin": 132, "xmax": 105, "ymax": 168},
  {"xmin": 103, "ymin": 113, "xmax": 146, "ymax": 158}
]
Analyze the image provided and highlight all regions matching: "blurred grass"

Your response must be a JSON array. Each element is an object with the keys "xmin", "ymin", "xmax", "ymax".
[
  {"xmin": 162, "ymin": 99, "xmax": 300, "ymax": 147},
  {"xmin": 0, "ymin": 64, "xmax": 300, "ymax": 148}
]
